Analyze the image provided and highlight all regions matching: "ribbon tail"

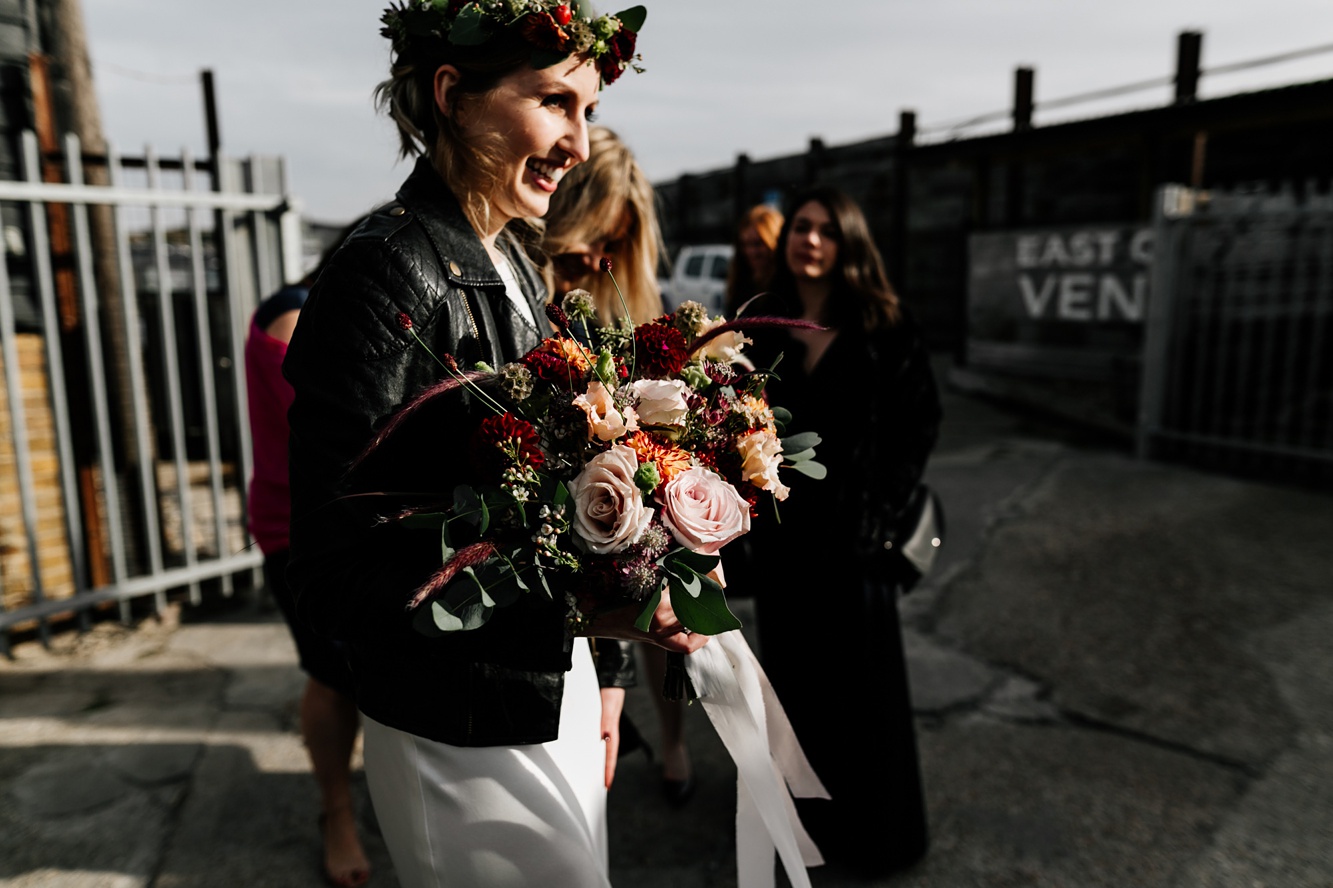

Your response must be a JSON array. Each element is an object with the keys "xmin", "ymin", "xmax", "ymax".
[{"xmin": 687, "ymin": 631, "xmax": 828, "ymax": 888}]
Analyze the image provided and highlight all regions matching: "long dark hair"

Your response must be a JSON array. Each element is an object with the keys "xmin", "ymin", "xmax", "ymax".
[{"xmin": 767, "ymin": 185, "xmax": 901, "ymax": 331}]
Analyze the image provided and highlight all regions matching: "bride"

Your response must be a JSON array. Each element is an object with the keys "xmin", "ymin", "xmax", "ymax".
[{"xmin": 281, "ymin": 3, "xmax": 703, "ymax": 885}]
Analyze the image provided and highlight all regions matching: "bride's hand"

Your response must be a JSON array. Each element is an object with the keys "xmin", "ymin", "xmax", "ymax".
[{"xmin": 582, "ymin": 587, "xmax": 709, "ymax": 654}]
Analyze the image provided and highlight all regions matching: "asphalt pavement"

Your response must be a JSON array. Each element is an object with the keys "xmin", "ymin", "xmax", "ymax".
[{"xmin": 2, "ymin": 367, "xmax": 1331, "ymax": 888}]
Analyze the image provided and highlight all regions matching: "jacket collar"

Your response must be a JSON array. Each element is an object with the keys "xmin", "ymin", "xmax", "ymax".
[{"xmin": 395, "ymin": 156, "xmax": 548, "ymax": 328}]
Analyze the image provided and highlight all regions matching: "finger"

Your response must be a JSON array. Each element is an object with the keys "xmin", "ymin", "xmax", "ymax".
[{"xmin": 603, "ymin": 732, "xmax": 619, "ymax": 789}]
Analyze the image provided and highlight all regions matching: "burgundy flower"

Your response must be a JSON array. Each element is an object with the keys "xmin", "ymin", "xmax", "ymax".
[
  {"xmin": 704, "ymin": 361, "xmax": 738, "ymax": 386},
  {"xmin": 599, "ymin": 256, "xmax": 613, "ymax": 272},
  {"xmin": 607, "ymin": 27, "xmax": 636, "ymax": 62},
  {"xmin": 471, "ymin": 412, "xmax": 546, "ymax": 478},
  {"xmin": 397, "ymin": 312, "xmax": 414, "ymax": 331},
  {"xmin": 633, "ymin": 323, "xmax": 689, "ymax": 379},
  {"xmin": 519, "ymin": 11, "xmax": 570, "ymax": 52},
  {"xmin": 546, "ymin": 302, "xmax": 570, "ymax": 330},
  {"xmin": 522, "ymin": 337, "xmax": 590, "ymax": 389}
]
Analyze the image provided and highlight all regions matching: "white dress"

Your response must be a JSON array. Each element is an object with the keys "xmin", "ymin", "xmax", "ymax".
[{"xmin": 362, "ymin": 642, "xmax": 609, "ymax": 888}]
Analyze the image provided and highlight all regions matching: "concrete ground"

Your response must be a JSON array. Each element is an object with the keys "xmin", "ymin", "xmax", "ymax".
[{"xmin": 2, "ymin": 374, "xmax": 1331, "ymax": 887}]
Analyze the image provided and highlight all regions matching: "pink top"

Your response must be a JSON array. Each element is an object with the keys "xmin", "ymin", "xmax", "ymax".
[{"xmin": 245, "ymin": 319, "xmax": 295, "ymax": 554}]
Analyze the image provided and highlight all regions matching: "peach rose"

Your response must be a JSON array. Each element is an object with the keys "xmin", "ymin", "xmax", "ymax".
[
  {"xmin": 697, "ymin": 317, "xmax": 752, "ymax": 362},
  {"xmin": 659, "ymin": 467, "xmax": 751, "ymax": 556},
  {"xmin": 632, "ymin": 378, "xmax": 690, "ymax": 426},
  {"xmin": 573, "ymin": 380, "xmax": 638, "ymax": 442},
  {"xmin": 736, "ymin": 430, "xmax": 790, "ymax": 501},
  {"xmin": 569, "ymin": 444, "xmax": 654, "ymax": 554}
]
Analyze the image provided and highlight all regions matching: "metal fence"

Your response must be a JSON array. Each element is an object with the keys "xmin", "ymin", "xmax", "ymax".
[
  {"xmin": 1139, "ymin": 184, "xmax": 1333, "ymax": 476},
  {"xmin": 0, "ymin": 130, "xmax": 301, "ymax": 650}
]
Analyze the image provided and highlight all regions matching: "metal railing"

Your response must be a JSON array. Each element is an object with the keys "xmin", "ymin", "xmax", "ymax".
[
  {"xmin": 0, "ymin": 131, "xmax": 302, "ymax": 650},
  {"xmin": 1139, "ymin": 184, "xmax": 1333, "ymax": 473}
]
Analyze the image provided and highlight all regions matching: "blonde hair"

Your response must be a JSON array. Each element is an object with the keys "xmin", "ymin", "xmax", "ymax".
[
  {"xmin": 541, "ymin": 127, "xmax": 664, "ymax": 325},
  {"xmin": 373, "ymin": 36, "xmax": 532, "ymax": 235}
]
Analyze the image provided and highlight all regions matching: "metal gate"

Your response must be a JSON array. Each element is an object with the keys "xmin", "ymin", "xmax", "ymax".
[
  {"xmin": 0, "ymin": 130, "xmax": 302, "ymax": 650},
  {"xmin": 1138, "ymin": 184, "xmax": 1333, "ymax": 475}
]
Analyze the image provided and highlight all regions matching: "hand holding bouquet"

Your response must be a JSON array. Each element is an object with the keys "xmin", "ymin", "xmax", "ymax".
[{"xmin": 358, "ymin": 268, "xmax": 825, "ymax": 657}]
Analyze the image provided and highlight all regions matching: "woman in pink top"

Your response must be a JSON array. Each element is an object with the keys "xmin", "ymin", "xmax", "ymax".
[{"xmin": 246, "ymin": 280, "xmax": 370, "ymax": 888}]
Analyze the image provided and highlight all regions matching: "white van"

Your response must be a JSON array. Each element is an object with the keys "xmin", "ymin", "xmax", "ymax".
[{"xmin": 661, "ymin": 244, "xmax": 733, "ymax": 315}]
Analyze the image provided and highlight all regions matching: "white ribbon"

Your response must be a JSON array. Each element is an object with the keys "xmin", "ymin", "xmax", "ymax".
[{"xmin": 685, "ymin": 631, "xmax": 830, "ymax": 888}]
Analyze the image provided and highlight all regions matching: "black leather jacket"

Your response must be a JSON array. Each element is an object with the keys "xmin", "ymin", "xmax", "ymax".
[{"xmin": 284, "ymin": 157, "xmax": 633, "ymax": 747}]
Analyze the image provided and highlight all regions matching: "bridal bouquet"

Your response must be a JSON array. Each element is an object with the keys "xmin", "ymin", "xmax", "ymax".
[{"xmin": 361, "ymin": 269, "xmax": 823, "ymax": 645}]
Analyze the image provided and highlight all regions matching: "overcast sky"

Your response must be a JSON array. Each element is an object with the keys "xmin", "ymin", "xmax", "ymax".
[{"xmin": 82, "ymin": 0, "xmax": 1333, "ymax": 222}]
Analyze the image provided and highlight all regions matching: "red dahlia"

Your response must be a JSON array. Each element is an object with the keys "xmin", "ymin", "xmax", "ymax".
[
  {"xmin": 470, "ymin": 412, "xmax": 546, "ymax": 478},
  {"xmin": 633, "ymin": 323, "xmax": 689, "ymax": 378},
  {"xmin": 519, "ymin": 11, "xmax": 570, "ymax": 52}
]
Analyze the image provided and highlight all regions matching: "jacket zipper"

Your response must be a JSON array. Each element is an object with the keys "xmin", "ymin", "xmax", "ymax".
[{"xmin": 458, "ymin": 288, "xmax": 480, "ymax": 341}]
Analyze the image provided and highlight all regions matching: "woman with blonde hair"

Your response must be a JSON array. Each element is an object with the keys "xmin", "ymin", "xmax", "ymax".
[
  {"xmin": 283, "ymin": 5, "xmax": 707, "ymax": 886},
  {"xmin": 725, "ymin": 203, "xmax": 784, "ymax": 316},
  {"xmin": 542, "ymin": 125, "xmax": 664, "ymax": 325}
]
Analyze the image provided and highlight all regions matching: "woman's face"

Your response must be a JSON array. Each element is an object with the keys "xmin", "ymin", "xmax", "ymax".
[
  {"xmin": 740, "ymin": 226, "xmax": 773, "ymax": 276},
  {"xmin": 552, "ymin": 209, "xmax": 632, "ymax": 293},
  {"xmin": 785, "ymin": 201, "xmax": 839, "ymax": 281},
  {"xmin": 450, "ymin": 58, "xmax": 601, "ymax": 229}
]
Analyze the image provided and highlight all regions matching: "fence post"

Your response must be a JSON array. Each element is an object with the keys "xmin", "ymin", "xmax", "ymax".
[
  {"xmin": 889, "ymin": 110, "xmax": 915, "ymax": 289},
  {"xmin": 1138, "ymin": 184, "xmax": 1195, "ymax": 459},
  {"xmin": 1012, "ymin": 67, "xmax": 1034, "ymax": 132},
  {"xmin": 1174, "ymin": 31, "xmax": 1203, "ymax": 104}
]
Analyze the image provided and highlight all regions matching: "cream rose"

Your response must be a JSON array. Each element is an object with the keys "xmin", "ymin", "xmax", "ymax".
[
  {"xmin": 632, "ymin": 378, "xmax": 690, "ymax": 426},
  {"xmin": 737, "ymin": 429, "xmax": 790, "ymax": 501},
  {"xmin": 568, "ymin": 444, "xmax": 654, "ymax": 554},
  {"xmin": 659, "ymin": 467, "xmax": 751, "ymax": 556},
  {"xmin": 573, "ymin": 380, "xmax": 638, "ymax": 442},
  {"xmin": 697, "ymin": 317, "xmax": 753, "ymax": 362}
]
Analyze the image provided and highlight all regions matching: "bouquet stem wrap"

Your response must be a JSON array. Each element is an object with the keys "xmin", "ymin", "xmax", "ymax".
[{"xmin": 685, "ymin": 632, "xmax": 829, "ymax": 888}]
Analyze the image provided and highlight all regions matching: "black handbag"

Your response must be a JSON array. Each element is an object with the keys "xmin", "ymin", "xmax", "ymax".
[{"xmin": 881, "ymin": 483, "xmax": 945, "ymax": 593}]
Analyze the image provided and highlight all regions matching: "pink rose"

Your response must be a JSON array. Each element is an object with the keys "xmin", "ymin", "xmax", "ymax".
[
  {"xmin": 569, "ymin": 444, "xmax": 654, "ymax": 554},
  {"xmin": 573, "ymin": 380, "xmax": 638, "ymax": 442},
  {"xmin": 659, "ymin": 467, "xmax": 752, "ymax": 556},
  {"xmin": 737, "ymin": 430, "xmax": 789, "ymax": 501}
]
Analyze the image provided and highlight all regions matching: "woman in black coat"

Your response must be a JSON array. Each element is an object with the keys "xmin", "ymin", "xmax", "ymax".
[{"xmin": 743, "ymin": 185, "xmax": 941, "ymax": 878}]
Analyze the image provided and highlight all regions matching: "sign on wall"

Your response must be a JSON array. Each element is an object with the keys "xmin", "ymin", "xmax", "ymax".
[{"xmin": 968, "ymin": 225, "xmax": 1152, "ymax": 379}]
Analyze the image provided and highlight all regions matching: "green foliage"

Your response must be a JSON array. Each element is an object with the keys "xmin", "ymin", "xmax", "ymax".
[
  {"xmin": 781, "ymin": 431, "xmax": 821, "ymax": 453},
  {"xmin": 664, "ymin": 564, "xmax": 741, "ymax": 635},
  {"xmin": 787, "ymin": 460, "xmax": 828, "ymax": 479},
  {"xmin": 448, "ymin": 4, "xmax": 490, "ymax": 45},
  {"xmin": 634, "ymin": 586, "xmax": 662, "ymax": 632},
  {"xmin": 615, "ymin": 5, "xmax": 647, "ymax": 32}
]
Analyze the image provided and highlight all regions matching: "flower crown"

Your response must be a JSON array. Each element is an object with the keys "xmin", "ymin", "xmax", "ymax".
[{"xmin": 381, "ymin": 0, "xmax": 647, "ymax": 85}]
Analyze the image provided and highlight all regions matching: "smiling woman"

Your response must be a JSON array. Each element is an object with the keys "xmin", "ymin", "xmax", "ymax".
[{"xmin": 278, "ymin": 5, "xmax": 707, "ymax": 888}]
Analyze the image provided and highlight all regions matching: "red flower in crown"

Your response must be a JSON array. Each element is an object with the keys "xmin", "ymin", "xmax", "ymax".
[
  {"xmin": 553, "ymin": 4, "xmax": 572, "ymax": 25},
  {"xmin": 471, "ymin": 412, "xmax": 546, "ymax": 478},
  {"xmin": 633, "ymin": 322, "xmax": 689, "ymax": 379},
  {"xmin": 607, "ymin": 27, "xmax": 636, "ymax": 63},
  {"xmin": 519, "ymin": 11, "xmax": 571, "ymax": 52}
]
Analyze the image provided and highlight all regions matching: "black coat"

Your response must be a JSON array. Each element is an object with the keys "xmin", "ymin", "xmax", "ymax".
[{"xmin": 283, "ymin": 158, "xmax": 633, "ymax": 747}]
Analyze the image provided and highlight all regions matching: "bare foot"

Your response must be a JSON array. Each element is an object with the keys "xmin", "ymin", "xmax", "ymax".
[{"xmin": 321, "ymin": 805, "xmax": 370, "ymax": 888}]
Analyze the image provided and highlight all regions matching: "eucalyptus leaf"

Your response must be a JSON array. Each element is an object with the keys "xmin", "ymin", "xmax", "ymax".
[
  {"xmin": 453, "ymin": 486, "xmax": 483, "ymax": 528},
  {"xmin": 634, "ymin": 586, "xmax": 663, "ymax": 632},
  {"xmin": 771, "ymin": 405, "xmax": 793, "ymax": 425},
  {"xmin": 428, "ymin": 601, "xmax": 465, "ymax": 633},
  {"xmin": 784, "ymin": 447, "xmax": 817, "ymax": 463},
  {"xmin": 615, "ymin": 5, "xmax": 647, "ymax": 32},
  {"xmin": 477, "ymin": 496, "xmax": 491, "ymax": 535},
  {"xmin": 781, "ymin": 431, "xmax": 822, "ymax": 453},
  {"xmin": 448, "ymin": 4, "xmax": 489, "ymax": 45},
  {"xmin": 554, "ymin": 481, "xmax": 570, "ymax": 507},
  {"xmin": 441, "ymin": 529, "xmax": 456, "ymax": 564},
  {"xmin": 787, "ymin": 460, "xmax": 828, "ymax": 479},
  {"xmin": 667, "ymin": 569, "xmax": 742, "ymax": 635}
]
